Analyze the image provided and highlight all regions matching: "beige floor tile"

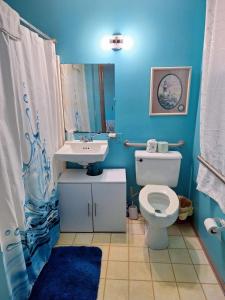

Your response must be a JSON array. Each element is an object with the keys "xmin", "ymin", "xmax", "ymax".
[
  {"xmin": 151, "ymin": 263, "xmax": 175, "ymax": 282},
  {"xmin": 129, "ymin": 280, "xmax": 154, "ymax": 300},
  {"xmin": 177, "ymin": 283, "xmax": 206, "ymax": 300},
  {"xmin": 100, "ymin": 260, "xmax": 107, "ymax": 279},
  {"xmin": 107, "ymin": 261, "xmax": 128, "ymax": 279},
  {"xmin": 179, "ymin": 224, "xmax": 196, "ymax": 237},
  {"xmin": 169, "ymin": 249, "xmax": 192, "ymax": 264},
  {"xmin": 168, "ymin": 224, "xmax": 182, "ymax": 236},
  {"xmin": 189, "ymin": 249, "xmax": 209, "ymax": 265},
  {"xmin": 73, "ymin": 233, "xmax": 93, "ymax": 245},
  {"xmin": 129, "ymin": 247, "xmax": 149, "ymax": 262},
  {"xmin": 104, "ymin": 279, "xmax": 128, "ymax": 300},
  {"xmin": 95, "ymin": 245, "xmax": 109, "ymax": 261},
  {"xmin": 202, "ymin": 284, "xmax": 225, "ymax": 300},
  {"xmin": 97, "ymin": 279, "xmax": 105, "ymax": 300},
  {"xmin": 173, "ymin": 264, "xmax": 199, "ymax": 283},
  {"xmin": 129, "ymin": 262, "xmax": 152, "ymax": 280},
  {"xmin": 153, "ymin": 282, "xmax": 180, "ymax": 300},
  {"xmin": 169, "ymin": 236, "xmax": 186, "ymax": 249},
  {"xmin": 57, "ymin": 233, "xmax": 76, "ymax": 245},
  {"xmin": 184, "ymin": 237, "xmax": 202, "ymax": 249},
  {"xmin": 109, "ymin": 246, "xmax": 128, "ymax": 261},
  {"xmin": 92, "ymin": 233, "xmax": 111, "ymax": 245},
  {"xmin": 149, "ymin": 249, "xmax": 171, "ymax": 263},
  {"xmin": 129, "ymin": 223, "xmax": 145, "ymax": 234},
  {"xmin": 129, "ymin": 234, "xmax": 146, "ymax": 247},
  {"xmin": 194, "ymin": 265, "xmax": 218, "ymax": 283},
  {"xmin": 111, "ymin": 233, "xmax": 129, "ymax": 246}
]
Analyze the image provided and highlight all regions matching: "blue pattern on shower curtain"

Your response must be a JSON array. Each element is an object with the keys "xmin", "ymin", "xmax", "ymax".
[{"xmin": 4, "ymin": 88, "xmax": 60, "ymax": 300}]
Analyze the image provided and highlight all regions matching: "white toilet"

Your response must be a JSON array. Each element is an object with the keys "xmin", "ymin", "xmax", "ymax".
[{"xmin": 135, "ymin": 151, "xmax": 182, "ymax": 249}]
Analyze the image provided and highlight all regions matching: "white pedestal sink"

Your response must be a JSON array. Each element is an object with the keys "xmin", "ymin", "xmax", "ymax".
[{"xmin": 54, "ymin": 140, "xmax": 109, "ymax": 166}]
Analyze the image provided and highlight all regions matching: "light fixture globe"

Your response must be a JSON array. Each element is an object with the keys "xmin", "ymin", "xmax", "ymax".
[
  {"xmin": 101, "ymin": 34, "xmax": 133, "ymax": 51},
  {"xmin": 109, "ymin": 34, "xmax": 123, "ymax": 51}
]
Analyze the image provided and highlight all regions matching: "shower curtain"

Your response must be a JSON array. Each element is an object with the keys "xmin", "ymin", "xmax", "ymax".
[
  {"xmin": 197, "ymin": 0, "xmax": 225, "ymax": 213},
  {"xmin": 0, "ymin": 2, "xmax": 64, "ymax": 299},
  {"xmin": 60, "ymin": 64, "xmax": 90, "ymax": 133}
]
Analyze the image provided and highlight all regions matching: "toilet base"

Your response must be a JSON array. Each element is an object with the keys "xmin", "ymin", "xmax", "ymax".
[{"xmin": 145, "ymin": 223, "xmax": 168, "ymax": 250}]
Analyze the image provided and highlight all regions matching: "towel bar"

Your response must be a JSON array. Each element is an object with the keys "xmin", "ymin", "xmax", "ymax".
[
  {"xmin": 198, "ymin": 155, "xmax": 225, "ymax": 185},
  {"xmin": 123, "ymin": 140, "xmax": 184, "ymax": 149}
]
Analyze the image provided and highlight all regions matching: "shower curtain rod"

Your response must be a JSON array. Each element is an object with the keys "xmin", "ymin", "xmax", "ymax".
[{"xmin": 20, "ymin": 17, "xmax": 55, "ymax": 42}]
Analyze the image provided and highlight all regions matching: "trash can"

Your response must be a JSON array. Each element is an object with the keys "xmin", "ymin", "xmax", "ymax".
[{"xmin": 178, "ymin": 195, "xmax": 193, "ymax": 221}]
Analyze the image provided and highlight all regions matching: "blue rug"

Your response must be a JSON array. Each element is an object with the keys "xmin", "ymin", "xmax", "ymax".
[{"xmin": 29, "ymin": 246, "xmax": 102, "ymax": 300}]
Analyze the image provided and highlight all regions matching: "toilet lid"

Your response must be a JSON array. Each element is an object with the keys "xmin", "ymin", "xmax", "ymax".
[{"xmin": 139, "ymin": 185, "xmax": 179, "ymax": 217}]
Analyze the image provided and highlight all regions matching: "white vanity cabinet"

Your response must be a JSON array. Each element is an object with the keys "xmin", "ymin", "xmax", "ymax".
[
  {"xmin": 58, "ymin": 169, "xmax": 126, "ymax": 232},
  {"xmin": 59, "ymin": 183, "xmax": 93, "ymax": 232}
]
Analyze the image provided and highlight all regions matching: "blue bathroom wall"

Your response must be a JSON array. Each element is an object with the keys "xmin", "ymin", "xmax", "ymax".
[
  {"xmin": 191, "ymin": 103, "xmax": 225, "ymax": 283},
  {"xmin": 5, "ymin": 0, "xmax": 206, "ymax": 201}
]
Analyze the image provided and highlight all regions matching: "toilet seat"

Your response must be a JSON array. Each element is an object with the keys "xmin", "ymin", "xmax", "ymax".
[{"xmin": 139, "ymin": 185, "xmax": 179, "ymax": 218}]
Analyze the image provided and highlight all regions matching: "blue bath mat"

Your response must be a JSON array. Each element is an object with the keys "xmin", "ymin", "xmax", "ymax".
[{"xmin": 29, "ymin": 246, "xmax": 102, "ymax": 300}]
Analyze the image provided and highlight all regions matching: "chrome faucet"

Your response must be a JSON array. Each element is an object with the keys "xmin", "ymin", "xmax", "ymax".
[
  {"xmin": 80, "ymin": 133, "xmax": 98, "ymax": 142},
  {"xmin": 80, "ymin": 136, "xmax": 91, "ymax": 142}
]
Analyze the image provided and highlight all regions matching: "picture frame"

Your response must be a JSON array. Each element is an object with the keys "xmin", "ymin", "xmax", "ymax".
[{"xmin": 149, "ymin": 66, "xmax": 192, "ymax": 116}]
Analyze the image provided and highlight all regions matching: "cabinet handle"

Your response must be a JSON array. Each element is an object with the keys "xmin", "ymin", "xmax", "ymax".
[
  {"xmin": 88, "ymin": 203, "xmax": 90, "ymax": 217},
  {"xmin": 94, "ymin": 203, "xmax": 97, "ymax": 216}
]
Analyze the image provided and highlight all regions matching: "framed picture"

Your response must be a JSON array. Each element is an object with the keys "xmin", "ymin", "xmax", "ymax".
[{"xmin": 149, "ymin": 66, "xmax": 192, "ymax": 115}]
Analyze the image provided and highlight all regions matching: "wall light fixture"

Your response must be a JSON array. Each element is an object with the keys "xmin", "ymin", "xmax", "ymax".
[{"xmin": 101, "ymin": 34, "xmax": 133, "ymax": 51}]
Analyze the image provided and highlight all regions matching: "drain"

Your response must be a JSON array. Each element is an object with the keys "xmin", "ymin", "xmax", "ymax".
[{"xmin": 155, "ymin": 209, "xmax": 162, "ymax": 213}]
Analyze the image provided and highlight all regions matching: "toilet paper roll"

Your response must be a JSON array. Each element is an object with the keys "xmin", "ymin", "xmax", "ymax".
[
  {"xmin": 146, "ymin": 139, "xmax": 157, "ymax": 153},
  {"xmin": 157, "ymin": 141, "xmax": 169, "ymax": 153},
  {"xmin": 204, "ymin": 218, "xmax": 219, "ymax": 235}
]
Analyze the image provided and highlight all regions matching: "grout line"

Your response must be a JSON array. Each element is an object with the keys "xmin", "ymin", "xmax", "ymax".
[
  {"xmin": 200, "ymin": 282, "xmax": 210, "ymax": 300},
  {"xmin": 171, "ymin": 257, "xmax": 182, "ymax": 300},
  {"xmin": 101, "ymin": 278, "xmax": 106, "ymax": 300},
  {"xmin": 148, "ymin": 259, "xmax": 155, "ymax": 299},
  {"xmin": 90, "ymin": 233, "xmax": 94, "ymax": 244},
  {"xmin": 101, "ymin": 240, "xmax": 110, "ymax": 300},
  {"xmin": 72, "ymin": 233, "xmax": 76, "ymax": 244},
  {"xmin": 128, "ymin": 250, "xmax": 130, "ymax": 300}
]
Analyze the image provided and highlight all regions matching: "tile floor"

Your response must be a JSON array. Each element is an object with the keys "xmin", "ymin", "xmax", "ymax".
[{"xmin": 56, "ymin": 217, "xmax": 225, "ymax": 300}]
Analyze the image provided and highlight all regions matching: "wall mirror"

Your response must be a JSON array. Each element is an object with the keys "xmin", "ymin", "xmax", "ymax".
[{"xmin": 61, "ymin": 64, "xmax": 115, "ymax": 133}]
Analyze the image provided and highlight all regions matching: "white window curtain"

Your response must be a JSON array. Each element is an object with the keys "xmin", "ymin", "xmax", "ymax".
[
  {"xmin": 0, "ymin": 2, "xmax": 64, "ymax": 299},
  {"xmin": 197, "ymin": 0, "xmax": 225, "ymax": 213}
]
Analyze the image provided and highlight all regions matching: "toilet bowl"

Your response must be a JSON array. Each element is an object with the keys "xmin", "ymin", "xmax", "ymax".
[
  {"xmin": 139, "ymin": 185, "xmax": 179, "ymax": 249},
  {"xmin": 135, "ymin": 150, "xmax": 182, "ymax": 249}
]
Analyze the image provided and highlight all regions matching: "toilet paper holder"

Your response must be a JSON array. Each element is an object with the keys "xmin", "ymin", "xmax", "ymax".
[
  {"xmin": 212, "ymin": 218, "xmax": 225, "ymax": 233},
  {"xmin": 204, "ymin": 218, "xmax": 225, "ymax": 240}
]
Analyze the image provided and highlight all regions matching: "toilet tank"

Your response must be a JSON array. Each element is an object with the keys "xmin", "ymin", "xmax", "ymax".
[{"xmin": 135, "ymin": 151, "xmax": 182, "ymax": 187}]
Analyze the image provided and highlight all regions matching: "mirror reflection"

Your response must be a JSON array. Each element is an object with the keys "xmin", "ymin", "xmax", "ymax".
[{"xmin": 60, "ymin": 64, "xmax": 115, "ymax": 133}]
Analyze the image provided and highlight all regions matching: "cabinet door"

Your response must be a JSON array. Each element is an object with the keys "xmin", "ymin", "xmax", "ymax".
[
  {"xmin": 92, "ymin": 183, "xmax": 126, "ymax": 232},
  {"xmin": 59, "ymin": 183, "xmax": 93, "ymax": 232}
]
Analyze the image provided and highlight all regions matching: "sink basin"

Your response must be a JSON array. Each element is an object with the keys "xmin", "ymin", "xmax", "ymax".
[{"xmin": 54, "ymin": 140, "xmax": 109, "ymax": 166}]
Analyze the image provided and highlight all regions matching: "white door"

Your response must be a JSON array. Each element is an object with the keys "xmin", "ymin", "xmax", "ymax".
[
  {"xmin": 92, "ymin": 183, "xmax": 126, "ymax": 232},
  {"xmin": 59, "ymin": 183, "xmax": 93, "ymax": 232}
]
